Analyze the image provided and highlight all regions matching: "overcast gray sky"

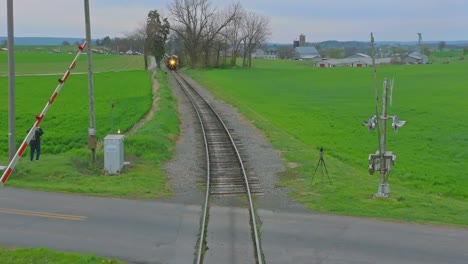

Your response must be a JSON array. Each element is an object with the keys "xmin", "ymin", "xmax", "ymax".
[{"xmin": 1, "ymin": 0, "xmax": 466, "ymax": 43}]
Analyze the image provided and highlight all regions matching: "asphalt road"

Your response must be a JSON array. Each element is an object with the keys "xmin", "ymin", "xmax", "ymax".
[
  {"xmin": 1, "ymin": 188, "xmax": 467, "ymax": 264},
  {"xmin": 0, "ymin": 188, "xmax": 199, "ymax": 264},
  {"xmin": 260, "ymin": 209, "xmax": 468, "ymax": 264}
]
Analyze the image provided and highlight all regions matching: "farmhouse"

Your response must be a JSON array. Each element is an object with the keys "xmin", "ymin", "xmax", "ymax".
[
  {"xmin": 125, "ymin": 49, "xmax": 141, "ymax": 55},
  {"xmin": 252, "ymin": 48, "xmax": 278, "ymax": 59}
]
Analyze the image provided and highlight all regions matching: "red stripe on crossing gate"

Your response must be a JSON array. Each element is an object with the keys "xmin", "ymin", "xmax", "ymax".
[
  {"xmin": 1, "ymin": 168, "xmax": 12, "ymax": 183},
  {"xmin": 70, "ymin": 61, "xmax": 76, "ymax": 69},
  {"xmin": 62, "ymin": 71, "xmax": 71, "ymax": 83},
  {"xmin": 35, "ymin": 115, "xmax": 44, "ymax": 127},
  {"xmin": 18, "ymin": 142, "xmax": 28, "ymax": 156},
  {"xmin": 50, "ymin": 92, "xmax": 58, "ymax": 104}
]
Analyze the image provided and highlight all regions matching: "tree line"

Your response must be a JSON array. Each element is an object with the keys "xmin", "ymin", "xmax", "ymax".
[
  {"xmin": 143, "ymin": 0, "xmax": 271, "ymax": 69},
  {"xmin": 85, "ymin": 0, "xmax": 468, "ymax": 68},
  {"xmin": 90, "ymin": 0, "xmax": 270, "ymax": 69}
]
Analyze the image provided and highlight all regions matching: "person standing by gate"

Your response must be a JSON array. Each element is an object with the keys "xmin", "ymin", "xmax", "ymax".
[{"xmin": 28, "ymin": 127, "xmax": 44, "ymax": 161}]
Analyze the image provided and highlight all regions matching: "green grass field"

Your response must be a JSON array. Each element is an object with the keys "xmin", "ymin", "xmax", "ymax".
[
  {"xmin": 184, "ymin": 57, "xmax": 468, "ymax": 226},
  {"xmin": 0, "ymin": 246, "xmax": 124, "ymax": 264},
  {"xmin": 0, "ymin": 52, "xmax": 144, "ymax": 75},
  {"xmin": 1, "ymin": 52, "xmax": 178, "ymax": 199}
]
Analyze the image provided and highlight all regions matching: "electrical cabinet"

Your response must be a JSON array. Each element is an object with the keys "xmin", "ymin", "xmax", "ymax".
[{"xmin": 104, "ymin": 134, "xmax": 124, "ymax": 175}]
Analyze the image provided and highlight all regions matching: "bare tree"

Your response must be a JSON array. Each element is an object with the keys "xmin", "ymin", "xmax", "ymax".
[
  {"xmin": 241, "ymin": 11, "xmax": 271, "ymax": 68},
  {"xmin": 223, "ymin": 6, "xmax": 245, "ymax": 66},
  {"xmin": 277, "ymin": 46, "xmax": 295, "ymax": 59},
  {"xmin": 212, "ymin": 35, "xmax": 230, "ymax": 67},
  {"xmin": 438, "ymin": 41, "xmax": 446, "ymax": 52},
  {"xmin": 168, "ymin": 0, "xmax": 241, "ymax": 67},
  {"xmin": 421, "ymin": 45, "xmax": 431, "ymax": 56},
  {"xmin": 126, "ymin": 22, "xmax": 148, "ymax": 69},
  {"xmin": 319, "ymin": 48, "xmax": 342, "ymax": 59},
  {"xmin": 169, "ymin": 0, "xmax": 213, "ymax": 67},
  {"xmin": 200, "ymin": 8, "xmax": 223, "ymax": 66}
]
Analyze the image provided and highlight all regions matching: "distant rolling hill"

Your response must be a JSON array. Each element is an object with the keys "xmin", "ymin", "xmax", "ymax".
[
  {"xmin": 264, "ymin": 40, "xmax": 468, "ymax": 49},
  {"xmin": 2, "ymin": 36, "xmax": 467, "ymax": 48},
  {"xmin": 0, "ymin": 37, "xmax": 90, "ymax": 45}
]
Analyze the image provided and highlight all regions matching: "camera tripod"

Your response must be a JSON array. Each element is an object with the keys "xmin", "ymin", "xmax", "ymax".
[{"xmin": 312, "ymin": 147, "xmax": 331, "ymax": 184}]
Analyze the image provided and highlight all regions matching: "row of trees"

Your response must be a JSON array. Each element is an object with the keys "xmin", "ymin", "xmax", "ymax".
[
  {"xmin": 93, "ymin": 35, "xmax": 146, "ymax": 54},
  {"xmin": 91, "ymin": 1, "xmax": 269, "ymax": 69},
  {"xmin": 145, "ymin": 0, "xmax": 271, "ymax": 68}
]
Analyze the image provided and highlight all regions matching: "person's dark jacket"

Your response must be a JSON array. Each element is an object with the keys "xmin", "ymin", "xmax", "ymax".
[{"xmin": 28, "ymin": 128, "xmax": 44, "ymax": 146}]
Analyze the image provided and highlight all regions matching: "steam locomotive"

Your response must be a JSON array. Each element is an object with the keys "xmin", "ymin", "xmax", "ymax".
[{"xmin": 164, "ymin": 54, "xmax": 178, "ymax": 70}]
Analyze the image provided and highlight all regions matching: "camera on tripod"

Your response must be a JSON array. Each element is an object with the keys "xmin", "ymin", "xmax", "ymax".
[{"xmin": 312, "ymin": 146, "xmax": 331, "ymax": 184}]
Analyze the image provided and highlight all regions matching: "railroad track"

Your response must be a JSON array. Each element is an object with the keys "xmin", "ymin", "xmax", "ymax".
[{"xmin": 171, "ymin": 71, "xmax": 263, "ymax": 264}]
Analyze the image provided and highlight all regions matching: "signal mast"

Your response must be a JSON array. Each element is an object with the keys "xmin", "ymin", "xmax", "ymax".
[{"xmin": 362, "ymin": 33, "xmax": 406, "ymax": 198}]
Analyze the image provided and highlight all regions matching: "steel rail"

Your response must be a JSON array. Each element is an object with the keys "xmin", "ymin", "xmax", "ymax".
[
  {"xmin": 172, "ymin": 71, "xmax": 263, "ymax": 264},
  {"xmin": 172, "ymin": 73, "xmax": 211, "ymax": 264}
]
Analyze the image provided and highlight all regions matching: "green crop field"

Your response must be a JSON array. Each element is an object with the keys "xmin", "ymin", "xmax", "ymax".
[
  {"xmin": 0, "ymin": 246, "xmax": 124, "ymax": 264},
  {"xmin": 0, "ymin": 52, "xmax": 144, "ymax": 75},
  {"xmin": 184, "ymin": 58, "xmax": 468, "ymax": 226},
  {"xmin": 1, "ymin": 51, "xmax": 178, "ymax": 199},
  {"xmin": 1, "ymin": 71, "xmax": 152, "ymax": 155}
]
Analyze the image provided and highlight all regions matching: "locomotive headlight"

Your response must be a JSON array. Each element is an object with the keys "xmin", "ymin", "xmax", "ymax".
[{"xmin": 170, "ymin": 59, "xmax": 176, "ymax": 65}]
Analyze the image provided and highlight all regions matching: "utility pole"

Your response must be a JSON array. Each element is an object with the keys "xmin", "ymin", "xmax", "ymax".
[
  {"xmin": 362, "ymin": 33, "xmax": 406, "ymax": 198},
  {"xmin": 84, "ymin": 0, "xmax": 97, "ymax": 162},
  {"xmin": 7, "ymin": 0, "xmax": 15, "ymax": 161},
  {"xmin": 418, "ymin": 33, "xmax": 422, "ymax": 54}
]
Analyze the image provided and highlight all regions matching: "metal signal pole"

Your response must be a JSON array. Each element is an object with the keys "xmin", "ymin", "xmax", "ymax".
[
  {"xmin": 7, "ymin": 0, "xmax": 16, "ymax": 161},
  {"xmin": 363, "ymin": 33, "xmax": 406, "ymax": 198},
  {"xmin": 84, "ymin": 0, "xmax": 97, "ymax": 162}
]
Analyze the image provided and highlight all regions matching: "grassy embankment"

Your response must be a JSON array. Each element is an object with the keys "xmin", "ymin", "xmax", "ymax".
[
  {"xmin": 184, "ymin": 53, "xmax": 468, "ymax": 226},
  {"xmin": 0, "ymin": 246, "xmax": 124, "ymax": 264},
  {"xmin": 0, "ymin": 51, "xmax": 179, "ymax": 199}
]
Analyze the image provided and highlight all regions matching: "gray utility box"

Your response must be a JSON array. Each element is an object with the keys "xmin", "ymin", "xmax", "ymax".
[{"xmin": 104, "ymin": 134, "xmax": 125, "ymax": 175}]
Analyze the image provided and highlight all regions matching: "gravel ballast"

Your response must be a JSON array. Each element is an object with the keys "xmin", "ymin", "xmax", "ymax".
[{"xmin": 163, "ymin": 71, "xmax": 307, "ymax": 213}]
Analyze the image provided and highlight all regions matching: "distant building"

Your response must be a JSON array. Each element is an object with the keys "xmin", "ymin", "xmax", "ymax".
[
  {"xmin": 293, "ymin": 40, "xmax": 300, "ymax": 48},
  {"xmin": 315, "ymin": 57, "xmax": 392, "ymax": 68},
  {"xmin": 346, "ymin": 53, "xmax": 371, "ymax": 59},
  {"xmin": 299, "ymin": 34, "xmax": 306, "ymax": 47},
  {"xmin": 404, "ymin": 52, "xmax": 429, "ymax": 64},
  {"xmin": 252, "ymin": 48, "xmax": 278, "ymax": 59},
  {"xmin": 264, "ymin": 49, "xmax": 278, "ymax": 59},
  {"xmin": 293, "ymin": 47, "xmax": 321, "ymax": 61},
  {"xmin": 125, "ymin": 49, "xmax": 141, "ymax": 55},
  {"xmin": 252, "ymin": 49, "xmax": 265, "ymax": 58}
]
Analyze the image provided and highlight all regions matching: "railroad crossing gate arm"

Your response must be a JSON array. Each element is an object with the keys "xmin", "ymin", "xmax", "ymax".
[{"xmin": 0, "ymin": 42, "xmax": 88, "ymax": 187}]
